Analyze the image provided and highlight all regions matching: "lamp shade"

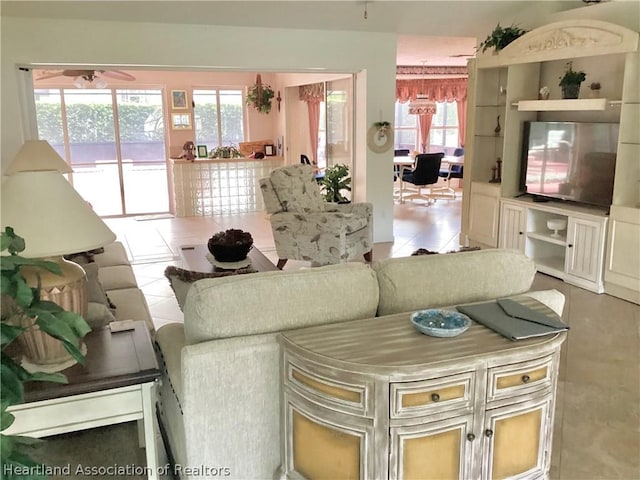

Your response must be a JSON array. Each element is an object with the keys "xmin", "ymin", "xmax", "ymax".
[
  {"xmin": 4, "ymin": 140, "xmax": 72, "ymax": 174},
  {"xmin": 1, "ymin": 170, "xmax": 116, "ymax": 257},
  {"xmin": 408, "ymin": 98, "xmax": 437, "ymax": 115}
]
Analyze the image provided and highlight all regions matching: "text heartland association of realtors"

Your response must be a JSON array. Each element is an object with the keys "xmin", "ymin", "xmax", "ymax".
[{"xmin": 3, "ymin": 463, "xmax": 232, "ymax": 477}]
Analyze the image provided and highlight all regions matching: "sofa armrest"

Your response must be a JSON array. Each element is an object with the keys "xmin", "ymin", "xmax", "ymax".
[
  {"xmin": 326, "ymin": 201, "xmax": 373, "ymax": 220},
  {"xmin": 524, "ymin": 289, "xmax": 566, "ymax": 317},
  {"xmin": 180, "ymin": 334, "xmax": 282, "ymax": 478},
  {"xmin": 155, "ymin": 323, "xmax": 186, "ymax": 403}
]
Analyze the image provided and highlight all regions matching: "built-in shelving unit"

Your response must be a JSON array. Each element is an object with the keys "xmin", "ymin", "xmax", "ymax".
[
  {"xmin": 514, "ymin": 98, "xmax": 613, "ymax": 111},
  {"xmin": 462, "ymin": 19, "xmax": 639, "ymax": 303}
]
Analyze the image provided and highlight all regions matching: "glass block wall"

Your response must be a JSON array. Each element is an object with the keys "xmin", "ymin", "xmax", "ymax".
[{"xmin": 171, "ymin": 157, "xmax": 284, "ymax": 216}]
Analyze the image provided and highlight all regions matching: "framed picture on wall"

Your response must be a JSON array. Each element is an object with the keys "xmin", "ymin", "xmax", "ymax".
[
  {"xmin": 264, "ymin": 144, "xmax": 275, "ymax": 156},
  {"xmin": 171, "ymin": 90, "xmax": 188, "ymax": 109},
  {"xmin": 171, "ymin": 113, "xmax": 191, "ymax": 129},
  {"xmin": 197, "ymin": 145, "xmax": 208, "ymax": 158}
]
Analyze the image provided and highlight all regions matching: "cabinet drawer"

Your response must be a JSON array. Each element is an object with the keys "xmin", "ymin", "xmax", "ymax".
[
  {"xmin": 286, "ymin": 362, "xmax": 368, "ymax": 415},
  {"xmin": 390, "ymin": 372, "xmax": 474, "ymax": 419},
  {"xmin": 487, "ymin": 356, "xmax": 554, "ymax": 402}
]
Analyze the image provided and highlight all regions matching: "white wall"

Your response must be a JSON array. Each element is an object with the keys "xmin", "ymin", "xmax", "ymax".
[{"xmin": 1, "ymin": 17, "xmax": 398, "ymax": 242}]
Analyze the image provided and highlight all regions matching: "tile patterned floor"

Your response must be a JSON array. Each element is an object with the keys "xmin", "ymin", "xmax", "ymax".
[{"xmin": 103, "ymin": 195, "xmax": 640, "ymax": 479}]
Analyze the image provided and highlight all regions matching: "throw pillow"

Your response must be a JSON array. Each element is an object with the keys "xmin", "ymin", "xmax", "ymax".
[
  {"xmin": 85, "ymin": 301, "xmax": 117, "ymax": 329},
  {"xmin": 83, "ymin": 262, "xmax": 116, "ymax": 313},
  {"xmin": 164, "ymin": 265, "xmax": 257, "ymax": 311}
]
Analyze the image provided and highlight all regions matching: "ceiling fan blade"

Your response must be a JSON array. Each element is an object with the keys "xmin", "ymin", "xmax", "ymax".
[
  {"xmin": 62, "ymin": 69, "xmax": 95, "ymax": 78},
  {"xmin": 100, "ymin": 70, "xmax": 136, "ymax": 81},
  {"xmin": 35, "ymin": 70, "xmax": 66, "ymax": 80}
]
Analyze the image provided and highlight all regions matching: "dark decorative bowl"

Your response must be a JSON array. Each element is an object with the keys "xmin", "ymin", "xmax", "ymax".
[{"xmin": 207, "ymin": 229, "xmax": 253, "ymax": 262}]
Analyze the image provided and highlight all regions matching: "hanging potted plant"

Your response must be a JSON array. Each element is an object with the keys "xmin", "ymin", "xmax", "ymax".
[
  {"xmin": 245, "ymin": 74, "xmax": 275, "ymax": 114},
  {"xmin": 479, "ymin": 23, "xmax": 528, "ymax": 54},
  {"xmin": 559, "ymin": 62, "xmax": 586, "ymax": 99}
]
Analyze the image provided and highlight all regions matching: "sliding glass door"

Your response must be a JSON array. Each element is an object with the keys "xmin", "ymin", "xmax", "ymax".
[
  {"xmin": 34, "ymin": 88, "xmax": 168, "ymax": 216},
  {"xmin": 325, "ymin": 77, "xmax": 354, "ymax": 175}
]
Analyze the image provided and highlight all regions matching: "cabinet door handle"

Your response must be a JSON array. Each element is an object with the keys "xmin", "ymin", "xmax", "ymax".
[
  {"xmin": 467, "ymin": 433, "xmax": 476, "ymax": 441},
  {"xmin": 431, "ymin": 393, "xmax": 440, "ymax": 402},
  {"xmin": 485, "ymin": 429, "xmax": 494, "ymax": 438},
  {"xmin": 519, "ymin": 231, "xmax": 523, "ymax": 235},
  {"xmin": 568, "ymin": 244, "xmax": 573, "ymax": 248},
  {"xmin": 522, "ymin": 374, "xmax": 531, "ymax": 383}
]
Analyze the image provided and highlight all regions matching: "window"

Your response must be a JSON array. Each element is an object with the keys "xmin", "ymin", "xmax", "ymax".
[
  {"xmin": 393, "ymin": 101, "xmax": 459, "ymax": 154},
  {"xmin": 429, "ymin": 102, "xmax": 459, "ymax": 152},
  {"xmin": 193, "ymin": 89, "xmax": 244, "ymax": 150},
  {"xmin": 34, "ymin": 88, "xmax": 168, "ymax": 216},
  {"xmin": 393, "ymin": 101, "xmax": 418, "ymax": 152}
]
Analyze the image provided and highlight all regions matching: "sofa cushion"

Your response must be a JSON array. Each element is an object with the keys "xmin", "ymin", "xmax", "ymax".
[
  {"xmin": 373, "ymin": 249, "xmax": 536, "ymax": 316},
  {"xmin": 105, "ymin": 288, "xmax": 154, "ymax": 331},
  {"xmin": 183, "ymin": 262, "xmax": 379, "ymax": 344},
  {"xmin": 164, "ymin": 265, "xmax": 256, "ymax": 311},
  {"xmin": 93, "ymin": 242, "xmax": 130, "ymax": 268},
  {"xmin": 269, "ymin": 164, "xmax": 325, "ymax": 213},
  {"xmin": 98, "ymin": 264, "xmax": 139, "ymax": 291}
]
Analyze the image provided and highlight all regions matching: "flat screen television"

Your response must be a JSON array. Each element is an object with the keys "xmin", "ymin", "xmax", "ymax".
[{"xmin": 519, "ymin": 121, "xmax": 619, "ymax": 208}]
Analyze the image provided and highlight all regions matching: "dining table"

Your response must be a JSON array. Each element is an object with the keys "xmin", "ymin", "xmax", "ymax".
[{"xmin": 393, "ymin": 156, "xmax": 415, "ymax": 203}]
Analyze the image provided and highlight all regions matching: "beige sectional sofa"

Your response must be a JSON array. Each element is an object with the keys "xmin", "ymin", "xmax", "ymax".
[
  {"xmin": 154, "ymin": 249, "xmax": 565, "ymax": 479},
  {"xmin": 90, "ymin": 241, "xmax": 154, "ymax": 331}
]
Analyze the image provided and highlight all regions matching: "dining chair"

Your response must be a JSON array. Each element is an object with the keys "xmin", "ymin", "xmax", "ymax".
[
  {"xmin": 400, "ymin": 153, "xmax": 443, "ymax": 205},
  {"xmin": 436, "ymin": 148, "xmax": 464, "ymax": 198},
  {"xmin": 300, "ymin": 154, "xmax": 325, "ymax": 182}
]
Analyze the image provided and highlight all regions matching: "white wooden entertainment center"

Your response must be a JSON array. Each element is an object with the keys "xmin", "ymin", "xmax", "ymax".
[
  {"xmin": 499, "ymin": 197, "xmax": 608, "ymax": 293},
  {"xmin": 462, "ymin": 19, "xmax": 639, "ymax": 303}
]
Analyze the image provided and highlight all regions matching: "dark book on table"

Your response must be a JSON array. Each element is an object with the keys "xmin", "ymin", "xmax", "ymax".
[{"xmin": 456, "ymin": 297, "xmax": 569, "ymax": 341}]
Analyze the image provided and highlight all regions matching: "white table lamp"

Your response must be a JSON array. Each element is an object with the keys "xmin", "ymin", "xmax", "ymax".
[{"xmin": 1, "ymin": 142, "xmax": 116, "ymax": 370}]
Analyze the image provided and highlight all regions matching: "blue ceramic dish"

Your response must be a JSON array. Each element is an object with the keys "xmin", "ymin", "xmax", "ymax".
[{"xmin": 411, "ymin": 309, "xmax": 471, "ymax": 338}]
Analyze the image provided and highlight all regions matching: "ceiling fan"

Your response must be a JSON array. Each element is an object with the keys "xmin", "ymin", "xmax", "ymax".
[{"xmin": 35, "ymin": 69, "xmax": 135, "ymax": 87}]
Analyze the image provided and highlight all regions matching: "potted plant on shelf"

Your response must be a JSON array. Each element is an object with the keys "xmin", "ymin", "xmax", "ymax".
[
  {"xmin": 559, "ymin": 62, "xmax": 587, "ymax": 99},
  {"xmin": 479, "ymin": 23, "xmax": 528, "ymax": 54},
  {"xmin": 1, "ymin": 227, "xmax": 89, "ymax": 476},
  {"xmin": 209, "ymin": 145, "xmax": 242, "ymax": 159},
  {"xmin": 321, "ymin": 164, "xmax": 351, "ymax": 203}
]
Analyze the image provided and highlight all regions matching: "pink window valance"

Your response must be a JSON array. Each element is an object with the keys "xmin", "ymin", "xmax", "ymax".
[
  {"xmin": 299, "ymin": 83, "xmax": 324, "ymax": 102},
  {"xmin": 396, "ymin": 78, "xmax": 468, "ymax": 104}
]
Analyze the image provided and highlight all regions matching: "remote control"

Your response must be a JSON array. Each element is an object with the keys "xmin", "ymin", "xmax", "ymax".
[{"xmin": 109, "ymin": 320, "xmax": 135, "ymax": 332}]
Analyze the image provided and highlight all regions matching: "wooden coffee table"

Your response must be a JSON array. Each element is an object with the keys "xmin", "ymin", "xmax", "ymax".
[
  {"xmin": 6, "ymin": 321, "xmax": 161, "ymax": 479},
  {"xmin": 179, "ymin": 244, "xmax": 278, "ymax": 273}
]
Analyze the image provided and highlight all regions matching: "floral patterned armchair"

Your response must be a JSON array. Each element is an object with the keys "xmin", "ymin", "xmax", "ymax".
[{"xmin": 259, "ymin": 164, "xmax": 373, "ymax": 268}]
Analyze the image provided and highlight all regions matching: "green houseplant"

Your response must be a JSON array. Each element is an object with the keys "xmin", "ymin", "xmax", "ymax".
[
  {"xmin": 209, "ymin": 144, "xmax": 242, "ymax": 159},
  {"xmin": 1, "ymin": 227, "xmax": 90, "ymax": 478},
  {"xmin": 479, "ymin": 23, "xmax": 528, "ymax": 53},
  {"xmin": 321, "ymin": 164, "xmax": 351, "ymax": 203},
  {"xmin": 559, "ymin": 62, "xmax": 586, "ymax": 99},
  {"xmin": 246, "ymin": 82, "xmax": 275, "ymax": 114}
]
